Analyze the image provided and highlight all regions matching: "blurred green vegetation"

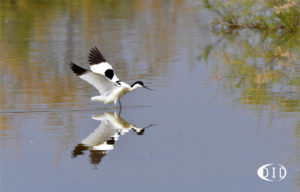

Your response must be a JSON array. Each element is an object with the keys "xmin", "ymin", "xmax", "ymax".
[
  {"xmin": 201, "ymin": 0, "xmax": 300, "ymax": 32},
  {"xmin": 200, "ymin": 0, "xmax": 299, "ymax": 112},
  {"xmin": 199, "ymin": 29, "xmax": 299, "ymax": 112}
]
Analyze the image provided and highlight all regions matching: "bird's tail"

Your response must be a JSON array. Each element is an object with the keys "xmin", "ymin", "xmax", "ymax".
[{"xmin": 91, "ymin": 96, "xmax": 105, "ymax": 102}]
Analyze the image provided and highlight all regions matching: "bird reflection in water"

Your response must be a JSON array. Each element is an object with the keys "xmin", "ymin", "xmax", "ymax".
[{"xmin": 71, "ymin": 112, "xmax": 153, "ymax": 168}]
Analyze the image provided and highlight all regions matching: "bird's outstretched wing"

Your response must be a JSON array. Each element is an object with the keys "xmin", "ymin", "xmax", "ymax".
[
  {"xmin": 88, "ymin": 47, "xmax": 120, "ymax": 83},
  {"xmin": 70, "ymin": 62, "xmax": 115, "ymax": 95}
]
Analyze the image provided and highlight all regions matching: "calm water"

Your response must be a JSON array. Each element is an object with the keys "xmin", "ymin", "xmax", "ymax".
[{"xmin": 1, "ymin": 1, "xmax": 299, "ymax": 192}]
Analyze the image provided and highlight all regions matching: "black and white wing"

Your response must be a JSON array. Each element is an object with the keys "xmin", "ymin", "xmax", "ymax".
[
  {"xmin": 88, "ymin": 47, "xmax": 120, "ymax": 83},
  {"xmin": 70, "ymin": 62, "xmax": 115, "ymax": 95},
  {"xmin": 81, "ymin": 113, "xmax": 118, "ymax": 150}
]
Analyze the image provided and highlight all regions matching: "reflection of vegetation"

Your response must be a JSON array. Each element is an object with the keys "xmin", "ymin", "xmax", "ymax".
[
  {"xmin": 0, "ymin": 0, "xmax": 190, "ymax": 156},
  {"xmin": 0, "ymin": 0, "xmax": 186, "ymax": 112},
  {"xmin": 199, "ymin": 30, "xmax": 299, "ymax": 112},
  {"xmin": 200, "ymin": 0, "xmax": 299, "ymax": 112},
  {"xmin": 201, "ymin": 1, "xmax": 300, "ymax": 185},
  {"xmin": 201, "ymin": 0, "xmax": 299, "ymax": 31}
]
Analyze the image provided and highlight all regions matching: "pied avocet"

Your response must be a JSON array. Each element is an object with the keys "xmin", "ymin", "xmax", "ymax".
[{"xmin": 70, "ymin": 47, "xmax": 152, "ymax": 108}]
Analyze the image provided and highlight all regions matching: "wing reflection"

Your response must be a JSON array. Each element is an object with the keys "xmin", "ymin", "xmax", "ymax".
[{"xmin": 71, "ymin": 112, "xmax": 152, "ymax": 167}]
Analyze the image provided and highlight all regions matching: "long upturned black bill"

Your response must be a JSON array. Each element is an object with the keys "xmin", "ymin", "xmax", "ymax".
[{"xmin": 143, "ymin": 85, "xmax": 154, "ymax": 90}]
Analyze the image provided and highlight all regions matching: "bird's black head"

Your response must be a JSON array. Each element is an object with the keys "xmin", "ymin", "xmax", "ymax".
[
  {"xmin": 131, "ymin": 81, "xmax": 144, "ymax": 87},
  {"xmin": 131, "ymin": 81, "xmax": 153, "ymax": 90}
]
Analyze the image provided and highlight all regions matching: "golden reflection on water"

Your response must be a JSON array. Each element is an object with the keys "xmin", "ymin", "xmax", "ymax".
[
  {"xmin": 0, "ymin": 0, "xmax": 199, "ymax": 163},
  {"xmin": 0, "ymin": 2, "xmax": 206, "ymax": 160},
  {"xmin": 0, "ymin": 0, "xmax": 193, "ymax": 112}
]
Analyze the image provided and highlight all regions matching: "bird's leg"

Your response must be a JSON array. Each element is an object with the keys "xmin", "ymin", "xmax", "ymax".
[
  {"xmin": 118, "ymin": 100, "xmax": 122, "ymax": 109},
  {"xmin": 118, "ymin": 100, "xmax": 122, "ymax": 115}
]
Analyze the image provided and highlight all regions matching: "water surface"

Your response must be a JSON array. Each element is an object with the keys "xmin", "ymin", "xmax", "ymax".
[{"xmin": 1, "ymin": 1, "xmax": 299, "ymax": 192}]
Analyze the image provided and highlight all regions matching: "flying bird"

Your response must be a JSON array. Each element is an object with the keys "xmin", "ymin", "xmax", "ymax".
[{"xmin": 70, "ymin": 47, "xmax": 152, "ymax": 108}]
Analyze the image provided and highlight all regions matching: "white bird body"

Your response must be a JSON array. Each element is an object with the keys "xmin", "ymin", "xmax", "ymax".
[
  {"xmin": 70, "ymin": 47, "xmax": 151, "ymax": 106},
  {"xmin": 91, "ymin": 82, "xmax": 141, "ymax": 104}
]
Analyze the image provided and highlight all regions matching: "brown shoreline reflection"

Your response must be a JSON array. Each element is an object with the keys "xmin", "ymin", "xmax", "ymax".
[
  {"xmin": 0, "ymin": 0, "xmax": 191, "ymax": 113},
  {"xmin": 71, "ymin": 112, "xmax": 152, "ymax": 168}
]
